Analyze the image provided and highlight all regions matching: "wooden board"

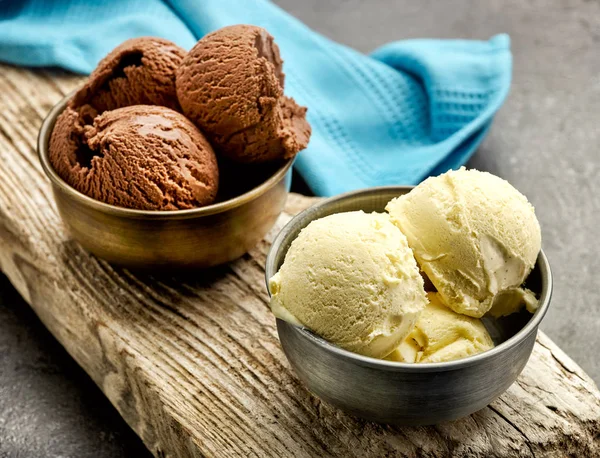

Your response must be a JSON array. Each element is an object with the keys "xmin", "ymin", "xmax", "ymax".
[{"xmin": 1, "ymin": 64, "xmax": 599, "ymax": 457}]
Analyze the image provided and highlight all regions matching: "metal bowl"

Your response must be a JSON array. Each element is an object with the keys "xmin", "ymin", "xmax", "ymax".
[
  {"xmin": 38, "ymin": 94, "xmax": 292, "ymax": 269},
  {"xmin": 265, "ymin": 186, "xmax": 552, "ymax": 425}
]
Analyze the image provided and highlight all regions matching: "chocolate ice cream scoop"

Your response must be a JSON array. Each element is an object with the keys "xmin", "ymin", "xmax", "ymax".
[
  {"xmin": 49, "ymin": 105, "xmax": 219, "ymax": 211},
  {"xmin": 72, "ymin": 37, "xmax": 186, "ymax": 116},
  {"xmin": 176, "ymin": 25, "xmax": 311, "ymax": 163}
]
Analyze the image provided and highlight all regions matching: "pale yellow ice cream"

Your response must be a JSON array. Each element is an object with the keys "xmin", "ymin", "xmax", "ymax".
[
  {"xmin": 386, "ymin": 167, "xmax": 541, "ymax": 318},
  {"xmin": 269, "ymin": 211, "xmax": 428, "ymax": 358},
  {"xmin": 385, "ymin": 293, "xmax": 494, "ymax": 363}
]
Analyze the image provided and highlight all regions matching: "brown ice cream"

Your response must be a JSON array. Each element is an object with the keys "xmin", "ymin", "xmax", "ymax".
[
  {"xmin": 176, "ymin": 25, "xmax": 311, "ymax": 163},
  {"xmin": 49, "ymin": 105, "xmax": 219, "ymax": 211},
  {"xmin": 48, "ymin": 26, "xmax": 312, "ymax": 212},
  {"xmin": 72, "ymin": 37, "xmax": 186, "ymax": 116}
]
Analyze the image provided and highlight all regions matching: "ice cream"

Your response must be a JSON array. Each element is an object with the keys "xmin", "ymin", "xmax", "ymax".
[
  {"xmin": 267, "ymin": 168, "xmax": 540, "ymax": 363},
  {"xmin": 48, "ymin": 26, "xmax": 312, "ymax": 211},
  {"xmin": 49, "ymin": 37, "xmax": 201, "ymax": 210},
  {"xmin": 386, "ymin": 167, "xmax": 541, "ymax": 318},
  {"xmin": 269, "ymin": 211, "xmax": 428, "ymax": 358},
  {"xmin": 72, "ymin": 37, "xmax": 186, "ymax": 116},
  {"xmin": 176, "ymin": 25, "xmax": 311, "ymax": 163},
  {"xmin": 49, "ymin": 105, "xmax": 219, "ymax": 210},
  {"xmin": 385, "ymin": 293, "xmax": 494, "ymax": 363}
]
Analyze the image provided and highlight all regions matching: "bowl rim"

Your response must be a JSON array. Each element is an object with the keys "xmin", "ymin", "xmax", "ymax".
[
  {"xmin": 266, "ymin": 185, "xmax": 553, "ymax": 373},
  {"xmin": 37, "ymin": 92, "xmax": 294, "ymax": 220}
]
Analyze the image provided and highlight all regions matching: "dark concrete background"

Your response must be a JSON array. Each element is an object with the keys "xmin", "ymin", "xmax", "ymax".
[{"xmin": 1, "ymin": 1, "xmax": 598, "ymax": 456}]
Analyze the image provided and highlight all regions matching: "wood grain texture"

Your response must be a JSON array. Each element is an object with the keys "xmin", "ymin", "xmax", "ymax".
[{"xmin": 0, "ymin": 64, "xmax": 599, "ymax": 457}]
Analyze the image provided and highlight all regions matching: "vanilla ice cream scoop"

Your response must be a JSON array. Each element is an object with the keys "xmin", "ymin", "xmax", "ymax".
[
  {"xmin": 385, "ymin": 293, "xmax": 494, "ymax": 363},
  {"xmin": 269, "ymin": 211, "xmax": 428, "ymax": 358},
  {"xmin": 386, "ymin": 168, "xmax": 541, "ymax": 318}
]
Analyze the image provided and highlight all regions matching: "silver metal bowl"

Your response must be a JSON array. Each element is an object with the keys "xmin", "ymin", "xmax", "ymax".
[
  {"xmin": 265, "ymin": 186, "xmax": 552, "ymax": 425},
  {"xmin": 38, "ymin": 94, "xmax": 293, "ymax": 269}
]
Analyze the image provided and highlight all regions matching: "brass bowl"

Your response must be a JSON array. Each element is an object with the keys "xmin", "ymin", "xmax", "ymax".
[{"xmin": 38, "ymin": 95, "xmax": 293, "ymax": 269}]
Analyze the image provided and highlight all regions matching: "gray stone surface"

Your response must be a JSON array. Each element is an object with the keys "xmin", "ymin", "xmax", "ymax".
[
  {"xmin": 0, "ymin": 275, "xmax": 151, "ymax": 458},
  {"xmin": 0, "ymin": 0, "xmax": 598, "ymax": 456}
]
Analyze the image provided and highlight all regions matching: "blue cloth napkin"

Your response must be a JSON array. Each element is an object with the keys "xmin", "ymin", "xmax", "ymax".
[{"xmin": 0, "ymin": 0, "xmax": 511, "ymax": 196}]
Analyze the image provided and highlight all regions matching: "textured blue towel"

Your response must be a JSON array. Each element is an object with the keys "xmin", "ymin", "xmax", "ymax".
[{"xmin": 0, "ymin": 0, "xmax": 511, "ymax": 196}]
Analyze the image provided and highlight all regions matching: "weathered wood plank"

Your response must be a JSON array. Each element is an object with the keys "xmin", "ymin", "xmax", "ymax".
[{"xmin": 0, "ymin": 64, "xmax": 599, "ymax": 457}]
